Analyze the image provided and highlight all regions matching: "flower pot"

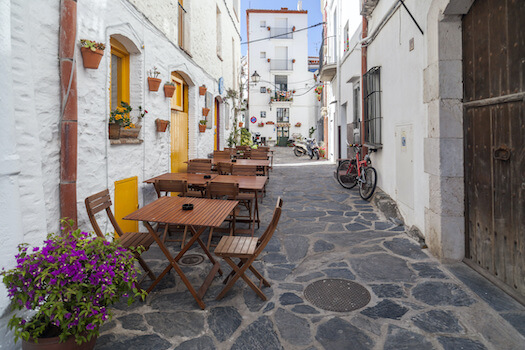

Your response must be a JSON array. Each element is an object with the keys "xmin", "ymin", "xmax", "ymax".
[
  {"xmin": 164, "ymin": 84, "xmax": 176, "ymax": 98},
  {"xmin": 238, "ymin": 122, "xmax": 243, "ymax": 127},
  {"xmin": 80, "ymin": 47, "xmax": 104, "ymax": 69},
  {"xmin": 202, "ymin": 108, "xmax": 210, "ymax": 117},
  {"xmin": 199, "ymin": 124, "xmax": 206, "ymax": 132},
  {"xmin": 199, "ymin": 86, "xmax": 207, "ymax": 95},
  {"xmin": 23, "ymin": 334, "xmax": 97, "ymax": 350},
  {"xmin": 120, "ymin": 125, "xmax": 141, "ymax": 138},
  {"xmin": 156, "ymin": 119, "xmax": 170, "ymax": 132},
  {"xmin": 108, "ymin": 123, "xmax": 120, "ymax": 139},
  {"xmin": 147, "ymin": 77, "xmax": 161, "ymax": 92}
]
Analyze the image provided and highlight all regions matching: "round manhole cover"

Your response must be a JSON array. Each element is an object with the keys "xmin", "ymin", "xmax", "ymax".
[
  {"xmin": 304, "ymin": 279, "xmax": 371, "ymax": 312},
  {"xmin": 179, "ymin": 254, "xmax": 205, "ymax": 266}
]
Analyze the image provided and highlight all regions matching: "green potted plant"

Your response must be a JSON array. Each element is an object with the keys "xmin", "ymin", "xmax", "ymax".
[
  {"xmin": 79, "ymin": 39, "xmax": 105, "ymax": 69},
  {"xmin": 199, "ymin": 120, "xmax": 207, "ymax": 133},
  {"xmin": 163, "ymin": 81, "xmax": 176, "ymax": 98},
  {"xmin": 1, "ymin": 221, "xmax": 145, "ymax": 348},
  {"xmin": 147, "ymin": 67, "xmax": 161, "ymax": 91}
]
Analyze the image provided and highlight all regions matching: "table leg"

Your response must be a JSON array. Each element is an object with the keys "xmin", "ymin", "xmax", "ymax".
[
  {"xmin": 254, "ymin": 189, "xmax": 260, "ymax": 229},
  {"xmin": 186, "ymin": 226, "xmax": 223, "ymax": 276},
  {"xmin": 143, "ymin": 222, "xmax": 206, "ymax": 309}
]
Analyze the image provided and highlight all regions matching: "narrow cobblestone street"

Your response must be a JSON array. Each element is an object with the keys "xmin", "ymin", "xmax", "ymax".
[{"xmin": 95, "ymin": 148, "xmax": 525, "ymax": 350}]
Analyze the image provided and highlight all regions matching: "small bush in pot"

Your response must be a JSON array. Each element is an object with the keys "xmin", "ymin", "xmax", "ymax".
[{"xmin": 1, "ymin": 220, "xmax": 146, "ymax": 346}]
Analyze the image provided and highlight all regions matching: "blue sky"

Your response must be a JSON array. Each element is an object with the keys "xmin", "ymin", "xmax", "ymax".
[{"xmin": 240, "ymin": 0, "xmax": 323, "ymax": 57}]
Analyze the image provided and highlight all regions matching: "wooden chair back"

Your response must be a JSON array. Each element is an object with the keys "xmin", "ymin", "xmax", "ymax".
[
  {"xmin": 206, "ymin": 181, "xmax": 239, "ymax": 200},
  {"xmin": 187, "ymin": 162, "xmax": 212, "ymax": 174},
  {"xmin": 217, "ymin": 162, "xmax": 233, "ymax": 175},
  {"xmin": 188, "ymin": 158, "xmax": 212, "ymax": 163},
  {"xmin": 249, "ymin": 151, "xmax": 269, "ymax": 160},
  {"xmin": 258, "ymin": 146, "xmax": 270, "ymax": 152},
  {"xmin": 232, "ymin": 164, "xmax": 258, "ymax": 176},
  {"xmin": 255, "ymin": 197, "xmax": 283, "ymax": 255},
  {"xmin": 214, "ymin": 150, "xmax": 231, "ymax": 160},
  {"xmin": 85, "ymin": 189, "xmax": 125, "ymax": 238},
  {"xmin": 154, "ymin": 179, "xmax": 188, "ymax": 198}
]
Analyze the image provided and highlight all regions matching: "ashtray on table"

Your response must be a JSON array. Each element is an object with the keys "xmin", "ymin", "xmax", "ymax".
[
  {"xmin": 204, "ymin": 175, "xmax": 211, "ymax": 179},
  {"xmin": 182, "ymin": 204, "xmax": 194, "ymax": 210}
]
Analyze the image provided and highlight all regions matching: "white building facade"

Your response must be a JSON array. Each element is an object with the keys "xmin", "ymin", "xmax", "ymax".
[
  {"xmin": 247, "ymin": 7, "xmax": 318, "ymax": 146},
  {"xmin": 320, "ymin": 0, "xmax": 525, "ymax": 303},
  {"xmin": 0, "ymin": 0, "xmax": 240, "ymax": 340}
]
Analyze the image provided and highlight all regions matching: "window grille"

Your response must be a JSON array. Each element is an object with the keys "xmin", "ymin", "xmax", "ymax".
[{"xmin": 363, "ymin": 66, "xmax": 381, "ymax": 146}]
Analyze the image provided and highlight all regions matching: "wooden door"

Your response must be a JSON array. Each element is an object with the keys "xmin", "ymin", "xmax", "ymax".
[
  {"xmin": 463, "ymin": 0, "xmax": 525, "ymax": 303},
  {"xmin": 114, "ymin": 176, "xmax": 138, "ymax": 235},
  {"xmin": 171, "ymin": 110, "xmax": 188, "ymax": 173}
]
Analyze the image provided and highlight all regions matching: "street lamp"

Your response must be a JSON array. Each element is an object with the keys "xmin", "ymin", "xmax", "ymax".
[{"xmin": 251, "ymin": 71, "xmax": 261, "ymax": 84}]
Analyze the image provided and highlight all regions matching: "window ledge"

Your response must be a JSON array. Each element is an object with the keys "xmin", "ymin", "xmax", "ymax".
[
  {"xmin": 364, "ymin": 142, "xmax": 382, "ymax": 151},
  {"xmin": 110, "ymin": 138, "xmax": 143, "ymax": 145}
]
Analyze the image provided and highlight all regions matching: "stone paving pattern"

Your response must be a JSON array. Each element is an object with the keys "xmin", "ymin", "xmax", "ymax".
[{"xmin": 95, "ymin": 148, "xmax": 525, "ymax": 350}]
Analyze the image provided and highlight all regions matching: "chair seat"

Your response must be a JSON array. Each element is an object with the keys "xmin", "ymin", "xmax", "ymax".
[
  {"xmin": 215, "ymin": 236, "xmax": 258, "ymax": 258},
  {"xmin": 119, "ymin": 231, "xmax": 155, "ymax": 250}
]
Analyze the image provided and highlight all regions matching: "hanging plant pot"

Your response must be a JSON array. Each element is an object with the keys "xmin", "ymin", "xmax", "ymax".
[
  {"xmin": 292, "ymin": 59, "xmax": 296, "ymax": 63},
  {"xmin": 267, "ymin": 58, "xmax": 271, "ymax": 63},
  {"xmin": 239, "ymin": 122, "xmax": 244, "ymax": 127},
  {"xmin": 199, "ymin": 85, "xmax": 207, "ymax": 95},
  {"xmin": 120, "ymin": 125, "xmax": 142, "ymax": 138},
  {"xmin": 155, "ymin": 119, "xmax": 170, "ymax": 132},
  {"xmin": 108, "ymin": 123, "xmax": 120, "ymax": 139},
  {"xmin": 81, "ymin": 47, "xmax": 104, "ymax": 69},
  {"xmin": 258, "ymin": 123, "xmax": 264, "ymax": 127},
  {"xmin": 199, "ymin": 124, "xmax": 207, "ymax": 132},
  {"xmin": 292, "ymin": 26, "xmax": 296, "ymax": 31},
  {"xmin": 147, "ymin": 77, "xmax": 162, "ymax": 91},
  {"xmin": 23, "ymin": 333, "xmax": 97, "ymax": 350},
  {"xmin": 164, "ymin": 84, "xmax": 176, "ymax": 98},
  {"xmin": 202, "ymin": 107, "xmax": 210, "ymax": 116},
  {"xmin": 267, "ymin": 26, "xmax": 271, "ymax": 31}
]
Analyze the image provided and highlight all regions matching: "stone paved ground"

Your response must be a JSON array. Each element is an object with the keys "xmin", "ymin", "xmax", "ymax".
[{"xmin": 95, "ymin": 147, "xmax": 525, "ymax": 350}]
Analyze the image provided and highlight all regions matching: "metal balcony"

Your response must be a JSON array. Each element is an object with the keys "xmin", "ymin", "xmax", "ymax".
[
  {"xmin": 270, "ymin": 59, "xmax": 294, "ymax": 71},
  {"xmin": 318, "ymin": 34, "xmax": 336, "ymax": 81},
  {"xmin": 270, "ymin": 27, "xmax": 293, "ymax": 39}
]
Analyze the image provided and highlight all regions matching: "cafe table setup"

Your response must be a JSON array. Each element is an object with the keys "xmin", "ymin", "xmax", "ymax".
[{"xmin": 123, "ymin": 196, "xmax": 238, "ymax": 309}]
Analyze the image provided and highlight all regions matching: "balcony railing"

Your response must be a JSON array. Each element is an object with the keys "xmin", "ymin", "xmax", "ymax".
[
  {"xmin": 270, "ymin": 27, "xmax": 293, "ymax": 39},
  {"xmin": 271, "ymin": 91, "xmax": 294, "ymax": 102},
  {"xmin": 270, "ymin": 59, "xmax": 293, "ymax": 71},
  {"xmin": 318, "ymin": 34, "xmax": 336, "ymax": 71}
]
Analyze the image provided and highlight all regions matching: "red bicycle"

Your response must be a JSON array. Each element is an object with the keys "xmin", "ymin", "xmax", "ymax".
[{"xmin": 336, "ymin": 144, "xmax": 377, "ymax": 200}]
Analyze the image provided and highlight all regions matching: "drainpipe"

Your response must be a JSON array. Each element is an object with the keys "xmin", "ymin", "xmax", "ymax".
[
  {"xmin": 59, "ymin": 0, "xmax": 78, "ymax": 227},
  {"xmin": 360, "ymin": 16, "xmax": 367, "ymax": 150}
]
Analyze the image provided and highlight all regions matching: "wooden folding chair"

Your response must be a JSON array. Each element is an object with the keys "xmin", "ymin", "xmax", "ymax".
[
  {"xmin": 206, "ymin": 181, "xmax": 240, "ymax": 249},
  {"xmin": 217, "ymin": 162, "xmax": 233, "ymax": 175},
  {"xmin": 232, "ymin": 164, "xmax": 257, "ymax": 176},
  {"xmin": 187, "ymin": 162, "xmax": 212, "ymax": 174},
  {"xmin": 213, "ymin": 150, "xmax": 231, "ymax": 160},
  {"xmin": 214, "ymin": 197, "xmax": 283, "ymax": 301},
  {"xmin": 85, "ymin": 189, "xmax": 156, "ymax": 289},
  {"xmin": 153, "ymin": 179, "xmax": 190, "ymax": 247}
]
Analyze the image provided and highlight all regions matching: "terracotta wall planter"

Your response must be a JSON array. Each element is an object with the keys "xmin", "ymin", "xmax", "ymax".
[
  {"xmin": 81, "ymin": 47, "xmax": 104, "ymax": 69},
  {"xmin": 239, "ymin": 122, "xmax": 244, "ymax": 127},
  {"xmin": 108, "ymin": 123, "xmax": 120, "ymax": 139},
  {"xmin": 155, "ymin": 119, "xmax": 170, "ymax": 132},
  {"xmin": 199, "ymin": 124, "xmax": 206, "ymax": 132},
  {"xmin": 202, "ymin": 108, "xmax": 210, "ymax": 117},
  {"xmin": 120, "ymin": 125, "xmax": 141, "ymax": 138},
  {"xmin": 199, "ymin": 86, "xmax": 207, "ymax": 95},
  {"xmin": 147, "ymin": 77, "xmax": 161, "ymax": 91},
  {"xmin": 164, "ymin": 84, "xmax": 176, "ymax": 98},
  {"xmin": 23, "ymin": 334, "xmax": 97, "ymax": 350}
]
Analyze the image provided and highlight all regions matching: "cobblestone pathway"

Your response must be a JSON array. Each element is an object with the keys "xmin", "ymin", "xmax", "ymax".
[{"xmin": 95, "ymin": 148, "xmax": 525, "ymax": 350}]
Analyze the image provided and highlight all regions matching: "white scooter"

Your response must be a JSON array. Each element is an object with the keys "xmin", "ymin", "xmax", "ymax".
[{"xmin": 293, "ymin": 138, "xmax": 320, "ymax": 159}]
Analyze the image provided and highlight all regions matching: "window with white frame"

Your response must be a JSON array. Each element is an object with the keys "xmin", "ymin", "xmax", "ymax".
[
  {"xmin": 363, "ymin": 66, "xmax": 381, "ymax": 146},
  {"xmin": 353, "ymin": 83, "xmax": 360, "ymax": 127},
  {"xmin": 260, "ymin": 51, "xmax": 266, "ymax": 58},
  {"xmin": 260, "ymin": 20, "xmax": 266, "ymax": 27}
]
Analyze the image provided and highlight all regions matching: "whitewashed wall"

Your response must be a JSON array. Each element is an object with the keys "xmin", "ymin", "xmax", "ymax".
[
  {"xmin": 0, "ymin": 0, "xmax": 240, "ymax": 338},
  {"xmin": 248, "ymin": 11, "xmax": 317, "ymax": 142},
  {"xmin": 364, "ymin": 0, "xmax": 431, "ymax": 234}
]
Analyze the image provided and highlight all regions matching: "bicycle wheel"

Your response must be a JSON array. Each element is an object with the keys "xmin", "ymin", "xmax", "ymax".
[
  {"xmin": 359, "ymin": 166, "xmax": 377, "ymax": 200},
  {"xmin": 336, "ymin": 160, "xmax": 358, "ymax": 189}
]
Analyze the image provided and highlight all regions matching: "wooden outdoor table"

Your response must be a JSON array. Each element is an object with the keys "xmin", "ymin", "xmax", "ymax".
[
  {"xmin": 124, "ymin": 196, "xmax": 238, "ymax": 309},
  {"xmin": 212, "ymin": 158, "xmax": 270, "ymax": 167},
  {"xmin": 213, "ymin": 175, "xmax": 267, "ymax": 234},
  {"xmin": 144, "ymin": 172, "xmax": 217, "ymax": 186}
]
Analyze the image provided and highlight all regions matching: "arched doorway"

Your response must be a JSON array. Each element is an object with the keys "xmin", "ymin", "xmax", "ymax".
[
  {"xmin": 170, "ymin": 72, "xmax": 189, "ymax": 173},
  {"xmin": 214, "ymin": 98, "xmax": 220, "ymax": 150}
]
